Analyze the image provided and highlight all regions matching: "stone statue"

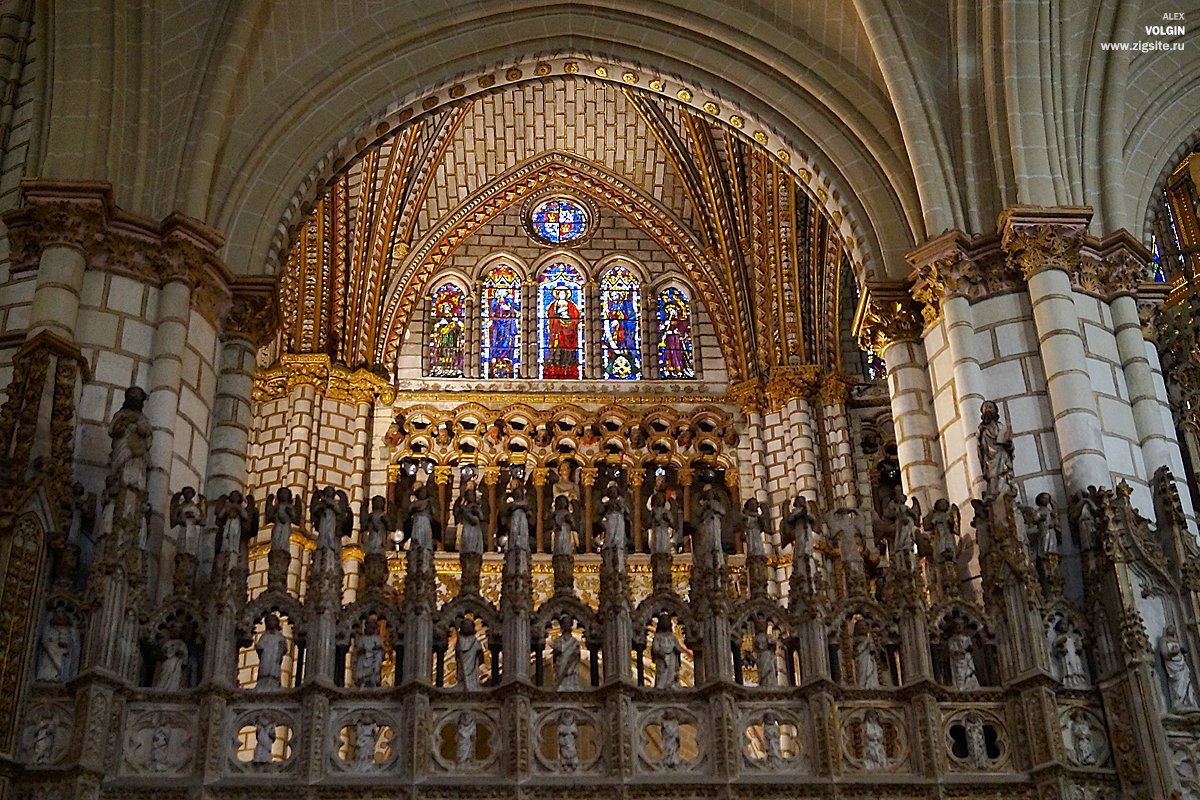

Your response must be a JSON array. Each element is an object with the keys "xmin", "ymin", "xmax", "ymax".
[
  {"xmin": 67, "ymin": 481, "xmax": 97, "ymax": 582},
  {"xmin": 153, "ymin": 638, "xmax": 188, "ymax": 689},
  {"xmin": 550, "ymin": 495, "xmax": 579, "ymax": 555},
  {"xmin": 35, "ymin": 608, "xmax": 79, "ymax": 683},
  {"xmin": 1051, "ymin": 619, "xmax": 1089, "ymax": 688},
  {"xmin": 977, "ymin": 400, "xmax": 1016, "ymax": 500},
  {"xmin": 557, "ymin": 712, "xmax": 579, "ymax": 771},
  {"xmin": 452, "ymin": 483, "xmax": 485, "ymax": 555},
  {"xmin": 265, "ymin": 488, "xmax": 298, "ymax": 555},
  {"xmin": 762, "ymin": 715, "xmax": 783, "ymax": 766},
  {"xmin": 361, "ymin": 495, "xmax": 396, "ymax": 556},
  {"xmin": 551, "ymin": 462, "xmax": 580, "ymax": 509},
  {"xmin": 861, "ymin": 710, "xmax": 887, "ymax": 769},
  {"xmin": 1074, "ymin": 489, "xmax": 1099, "ymax": 551},
  {"xmin": 696, "ymin": 482, "xmax": 728, "ymax": 566},
  {"xmin": 660, "ymin": 711, "xmax": 680, "ymax": 768},
  {"xmin": 255, "ymin": 614, "xmax": 287, "ymax": 689},
  {"xmin": 148, "ymin": 724, "xmax": 170, "ymax": 772},
  {"xmin": 32, "ymin": 718, "xmax": 56, "ymax": 765},
  {"xmin": 965, "ymin": 711, "xmax": 988, "ymax": 769},
  {"xmin": 217, "ymin": 490, "xmax": 250, "ymax": 561},
  {"xmin": 753, "ymin": 626, "xmax": 777, "ymax": 688},
  {"xmin": 830, "ymin": 508, "xmax": 866, "ymax": 589},
  {"xmin": 922, "ymin": 498, "xmax": 960, "ymax": 563},
  {"xmin": 455, "ymin": 711, "xmax": 476, "ymax": 766},
  {"xmin": 408, "ymin": 483, "xmax": 437, "ymax": 551},
  {"xmin": 310, "ymin": 485, "xmax": 350, "ymax": 552},
  {"xmin": 1160, "ymin": 625, "xmax": 1197, "ymax": 710},
  {"xmin": 552, "ymin": 616, "xmax": 582, "ymax": 690},
  {"xmin": 1032, "ymin": 492, "xmax": 1061, "ymax": 558},
  {"xmin": 353, "ymin": 614, "xmax": 385, "ymax": 688},
  {"xmin": 651, "ymin": 616, "xmax": 682, "ymax": 689},
  {"xmin": 947, "ymin": 622, "xmax": 981, "ymax": 691},
  {"xmin": 648, "ymin": 489, "xmax": 682, "ymax": 555},
  {"xmin": 502, "ymin": 483, "xmax": 530, "ymax": 553},
  {"xmin": 881, "ymin": 485, "xmax": 919, "ymax": 570},
  {"xmin": 1066, "ymin": 710, "xmax": 1096, "ymax": 766},
  {"xmin": 784, "ymin": 496, "xmax": 819, "ymax": 581},
  {"xmin": 354, "ymin": 720, "xmax": 376, "ymax": 766},
  {"xmin": 109, "ymin": 386, "xmax": 152, "ymax": 493},
  {"xmin": 455, "ymin": 618, "xmax": 484, "ymax": 691},
  {"xmin": 169, "ymin": 486, "xmax": 205, "ymax": 559},
  {"xmin": 852, "ymin": 621, "xmax": 881, "ymax": 689},
  {"xmin": 599, "ymin": 481, "xmax": 629, "ymax": 554},
  {"xmin": 739, "ymin": 498, "xmax": 770, "ymax": 557},
  {"xmin": 252, "ymin": 715, "xmax": 275, "ymax": 764}
]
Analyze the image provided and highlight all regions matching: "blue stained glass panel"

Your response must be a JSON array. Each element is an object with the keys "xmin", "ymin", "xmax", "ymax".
[
  {"xmin": 601, "ymin": 265, "xmax": 641, "ymax": 380},
  {"xmin": 481, "ymin": 265, "xmax": 522, "ymax": 378},
  {"xmin": 428, "ymin": 282, "xmax": 466, "ymax": 377},
  {"xmin": 531, "ymin": 199, "xmax": 589, "ymax": 243}
]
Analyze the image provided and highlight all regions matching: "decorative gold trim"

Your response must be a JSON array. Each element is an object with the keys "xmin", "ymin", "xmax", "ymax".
[{"xmin": 253, "ymin": 356, "xmax": 396, "ymax": 404}]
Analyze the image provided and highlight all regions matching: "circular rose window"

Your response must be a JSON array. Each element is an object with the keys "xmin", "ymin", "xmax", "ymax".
[{"xmin": 528, "ymin": 197, "xmax": 590, "ymax": 244}]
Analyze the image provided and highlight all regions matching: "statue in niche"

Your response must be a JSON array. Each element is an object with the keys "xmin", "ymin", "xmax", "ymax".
[
  {"xmin": 852, "ymin": 620, "xmax": 881, "ymax": 689},
  {"xmin": 651, "ymin": 616, "xmax": 682, "ymax": 689},
  {"xmin": 153, "ymin": 637, "xmax": 188, "ymax": 689},
  {"xmin": 1066, "ymin": 710, "xmax": 1096, "ymax": 766},
  {"xmin": 1051, "ymin": 618, "xmax": 1089, "ymax": 688},
  {"xmin": 551, "ymin": 462, "xmax": 580, "ymax": 509},
  {"xmin": 169, "ymin": 486, "xmax": 206, "ymax": 559},
  {"xmin": 599, "ymin": 480, "xmax": 629, "ymax": 554},
  {"xmin": 762, "ymin": 715, "xmax": 783, "ymax": 766},
  {"xmin": 696, "ymin": 482, "xmax": 728, "ymax": 567},
  {"xmin": 923, "ymin": 498, "xmax": 960, "ymax": 564},
  {"xmin": 109, "ymin": 386, "xmax": 152, "ymax": 494},
  {"xmin": 552, "ymin": 616, "xmax": 582, "ymax": 691},
  {"xmin": 1074, "ymin": 489, "xmax": 1100, "ymax": 551},
  {"xmin": 648, "ymin": 489, "xmax": 683, "ymax": 555},
  {"xmin": 407, "ymin": 483, "xmax": 438, "ymax": 551},
  {"xmin": 830, "ymin": 508, "xmax": 867, "ymax": 590},
  {"xmin": 947, "ymin": 620, "xmax": 981, "ymax": 691},
  {"xmin": 753, "ymin": 623, "xmax": 778, "ymax": 688},
  {"xmin": 739, "ymin": 498, "xmax": 770, "ymax": 557},
  {"xmin": 660, "ymin": 711, "xmax": 680, "ymax": 768},
  {"xmin": 354, "ymin": 720, "xmax": 376, "ymax": 766},
  {"xmin": 977, "ymin": 400, "xmax": 1017, "ymax": 501},
  {"xmin": 455, "ymin": 618, "xmax": 484, "ymax": 691},
  {"xmin": 35, "ymin": 607, "xmax": 79, "ymax": 683},
  {"xmin": 251, "ymin": 715, "xmax": 275, "ymax": 764},
  {"xmin": 550, "ymin": 495, "xmax": 580, "ymax": 555},
  {"xmin": 32, "ymin": 718, "xmax": 57, "ymax": 765},
  {"xmin": 360, "ymin": 495, "xmax": 396, "ymax": 556},
  {"xmin": 1160, "ymin": 625, "xmax": 1197, "ymax": 710},
  {"xmin": 255, "ymin": 613, "xmax": 287, "ymax": 689},
  {"xmin": 502, "ymin": 481, "xmax": 531, "ymax": 553},
  {"xmin": 965, "ymin": 712, "xmax": 989, "ymax": 769},
  {"xmin": 265, "ymin": 488, "xmax": 299, "ymax": 556},
  {"xmin": 67, "ymin": 481, "xmax": 97, "ymax": 579},
  {"xmin": 454, "ymin": 711, "xmax": 476, "ymax": 767},
  {"xmin": 353, "ymin": 614, "xmax": 385, "ymax": 688},
  {"xmin": 148, "ymin": 724, "xmax": 170, "ymax": 772},
  {"xmin": 1032, "ymin": 492, "xmax": 1062, "ymax": 559},
  {"xmin": 784, "ymin": 495, "xmax": 819, "ymax": 579},
  {"xmin": 452, "ymin": 482, "xmax": 486, "ymax": 554},
  {"xmin": 880, "ymin": 485, "xmax": 919, "ymax": 570},
  {"xmin": 861, "ymin": 710, "xmax": 887, "ymax": 770},
  {"xmin": 557, "ymin": 712, "xmax": 579, "ymax": 771}
]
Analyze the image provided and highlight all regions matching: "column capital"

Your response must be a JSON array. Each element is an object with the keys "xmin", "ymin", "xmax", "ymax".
[
  {"xmin": 817, "ymin": 371, "xmax": 855, "ymax": 407},
  {"xmin": 763, "ymin": 365, "xmax": 820, "ymax": 411},
  {"xmin": 725, "ymin": 378, "xmax": 764, "ymax": 416},
  {"xmin": 223, "ymin": 277, "xmax": 279, "ymax": 346},
  {"xmin": 854, "ymin": 283, "xmax": 925, "ymax": 352},
  {"xmin": 482, "ymin": 466, "xmax": 502, "ymax": 485},
  {"xmin": 999, "ymin": 206, "xmax": 1092, "ymax": 280},
  {"xmin": 579, "ymin": 466, "xmax": 599, "ymax": 487},
  {"xmin": 530, "ymin": 467, "xmax": 549, "ymax": 487},
  {"xmin": 908, "ymin": 231, "xmax": 1016, "ymax": 325},
  {"xmin": 432, "ymin": 465, "xmax": 453, "ymax": 485}
]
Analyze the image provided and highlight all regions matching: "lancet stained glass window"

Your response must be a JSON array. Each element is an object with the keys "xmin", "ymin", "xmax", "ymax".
[
  {"xmin": 600, "ymin": 265, "xmax": 641, "ymax": 379},
  {"xmin": 481, "ymin": 265, "xmax": 522, "ymax": 378},
  {"xmin": 428, "ymin": 282, "xmax": 466, "ymax": 377},
  {"xmin": 656, "ymin": 287, "xmax": 694, "ymax": 379},
  {"xmin": 538, "ymin": 263, "xmax": 585, "ymax": 379},
  {"xmin": 530, "ymin": 198, "xmax": 589, "ymax": 243}
]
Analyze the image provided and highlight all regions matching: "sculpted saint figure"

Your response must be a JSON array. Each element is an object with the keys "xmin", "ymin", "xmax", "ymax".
[
  {"xmin": 1051, "ymin": 619, "xmax": 1089, "ymax": 689},
  {"xmin": 255, "ymin": 614, "xmax": 287, "ymax": 689},
  {"xmin": 882, "ymin": 485, "xmax": 919, "ymax": 569},
  {"xmin": 550, "ymin": 495, "xmax": 579, "ymax": 556},
  {"xmin": 1032, "ymin": 492, "xmax": 1061, "ymax": 558},
  {"xmin": 455, "ymin": 711, "xmax": 476, "ymax": 766},
  {"xmin": 408, "ymin": 483, "xmax": 437, "ymax": 551},
  {"xmin": 648, "ymin": 489, "xmax": 682, "ymax": 555},
  {"xmin": 754, "ymin": 626, "xmax": 778, "ymax": 688},
  {"xmin": 947, "ymin": 621, "xmax": 981, "ymax": 691},
  {"xmin": 266, "ymin": 488, "xmax": 298, "ymax": 554},
  {"xmin": 360, "ymin": 495, "xmax": 395, "ymax": 556},
  {"xmin": 923, "ymin": 498, "xmax": 960, "ymax": 563},
  {"xmin": 503, "ymin": 483, "xmax": 531, "ymax": 553},
  {"xmin": 600, "ymin": 481, "xmax": 629, "ymax": 554},
  {"xmin": 651, "ymin": 616, "xmax": 682, "ymax": 689},
  {"xmin": 456, "ymin": 618, "xmax": 485, "ymax": 691},
  {"xmin": 452, "ymin": 483, "xmax": 485, "ymax": 555},
  {"xmin": 557, "ymin": 712, "xmax": 579, "ymax": 771},
  {"xmin": 1161, "ymin": 625, "xmax": 1197, "ymax": 710},
  {"xmin": 696, "ymin": 483, "xmax": 728, "ymax": 566},
  {"xmin": 153, "ymin": 638, "xmax": 188, "ymax": 689},
  {"xmin": 1068, "ymin": 710, "xmax": 1096, "ymax": 766},
  {"xmin": 109, "ymin": 386, "xmax": 152, "ymax": 493},
  {"xmin": 861, "ymin": 710, "xmax": 887, "ymax": 770},
  {"xmin": 977, "ymin": 400, "xmax": 1016, "ymax": 500},
  {"xmin": 252, "ymin": 715, "xmax": 275, "ymax": 764},
  {"xmin": 852, "ymin": 621, "xmax": 881, "ymax": 689},
  {"xmin": 660, "ymin": 711, "xmax": 680, "ymax": 768},
  {"xmin": 169, "ymin": 486, "xmax": 205, "ymax": 559},
  {"xmin": 739, "ymin": 498, "xmax": 769, "ymax": 557},
  {"xmin": 353, "ymin": 614, "xmax": 385, "ymax": 688},
  {"xmin": 36, "ymin": 608, "xmax": 79, "ymax": 682},
  {"xmin": 552, "ymin": 616, "xmax": 582, "ymax": 690}
]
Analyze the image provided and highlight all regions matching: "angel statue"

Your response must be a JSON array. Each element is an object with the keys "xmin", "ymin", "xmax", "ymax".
[
  {"xmin": 696, "ymin": 482, "xmax": 729, "ymax": 567},
  {"xmin": 214, "ymin": 490, "xmax": 252, "ymax": 577},
  {"xmin": 599, "ymin": 481, "xmax": 630, "ymax": 555},
  {"xmin": 648, "ymin": 489, "xmax": 683, "ymax": 555},
  {"xmin": 264, "ymin": 487, "xmax": 300, "ymax": 555},
  {"xmin": 360, "ymin": 495, "xmax": 397, "ymax": 556},
  {"xmin": 169, "ymin": 486, "xmax": 206, "ymax": 559},
  {"xmin": 784, "ymin": 496, "xmax": 821, "ymax": 590},
  {"xmin": 922, "ymin": 498, "xmax": 961, "ymax": 564},
  {"xmin": 452, "ymin": 482, "xmax": 488, "ymax": 556},
  {"xmin": 739, "ymin": 498, "xmax": 771, "ymax": 557},
  {"xmin": 881, "ymin": 485, "xmax": 920, "ymax": 570},
  {"xmin": 407, "ymin": 483, "xmax": 438, "ymax": 551},
  {"xmin": 310, "ymin": 486, "xmax": 351, "ymax": 552},
  {"xmin": 550, "ymin": 494, "xmax": 581, "ymax": 556}
]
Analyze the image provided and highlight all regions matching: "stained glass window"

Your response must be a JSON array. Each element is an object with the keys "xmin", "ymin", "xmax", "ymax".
[
  {"xmin": 600, "ymin": 265, "xmax": 641, "ymax": 379},
  {"xmin": 656, "ymin": 287, "xmax": 694, "ymax": 379},
  {"xmin": 481, "ymin": 265, "xmax": 522, "ymax": 378},
  {"xmin": 428, "ymin": 282, "xmax": 466, "ymax": 377},
  {"xmin": 530, "ymin": 198, "xmax": 589, "ymax": 243},
  {"xmin": 538, "ymin": 263, "xmax": 585, "ymax": 379}
]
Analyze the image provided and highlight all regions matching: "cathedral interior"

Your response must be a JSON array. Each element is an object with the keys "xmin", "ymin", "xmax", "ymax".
[{"xmin": 4, "ymin": 2, "xmax": 1200, "ymax": 799}]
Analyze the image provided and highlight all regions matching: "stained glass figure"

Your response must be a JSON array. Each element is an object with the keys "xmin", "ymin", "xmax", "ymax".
[
  {"xmin": 601, "ymin": 265, "xmax": 641, "ymax": 379},
  {"xmin": 530, "ymin": 198, "xmax": 589, "ymax": 244},
  {"xmin": 428, "ymin": 282, "xmax": 466, "ymax": 377},
  {"xmin": 539, "ymin": 263, "xmax": 585, "ymax": 380},
  {"xmin": 481, "ymin": 265, "xmax": 521, "ymax": 378},
  {"xmin": 656, "ymin": 287, "xmax": 694, "ymax": 379}
]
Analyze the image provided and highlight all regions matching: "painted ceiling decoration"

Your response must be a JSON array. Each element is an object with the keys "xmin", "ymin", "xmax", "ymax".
[{"xmin": 279, "ymin": 75, "xmax": 855, "ymax": 384}]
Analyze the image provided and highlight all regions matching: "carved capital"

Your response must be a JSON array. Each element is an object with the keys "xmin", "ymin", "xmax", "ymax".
[
  {"xmin": 223, "ymin": 278, "xmax": 279, "ymax": 346},
  {"xmin": 999, "ymin": 207, "xmax": 1091, "ymax": 280},
  {"xmin": 530, "ymin": 467, "xmax": 548, "ymax": 487},
  {"xmin": 2, "ymin": 181, "xmax": 112, "ymax": 270},
  {"xmin": 855, "ymin": 284, "xmax": 924, "ymax": 353},
  {"xmin": 482, "ymin": 466, "xmax": 502, "ymax": 486},
  {"xmin": 579, "ymin": 467, "xmax": 598, "ymax": 487},
  {"xmin": 817, "ymin": 372, "xmax": 854, "ymax": 407},
  {"xmin": 432, "ymin": 466, "xmax": 453, "ymax": 485},
  {"xmin": 676, "ymin": 467, "xmax": 695, "ymax": 487},
  {"xmin": 726, "ymin": 379, "xmax": 763, "ymax": 416},
  {"xmin": 628, "ymin": 469, "xmax": 645, "ymax": 488},
  {"xmin": 763, "ymin": 365, "xmax": 820, "ymax": 411}
]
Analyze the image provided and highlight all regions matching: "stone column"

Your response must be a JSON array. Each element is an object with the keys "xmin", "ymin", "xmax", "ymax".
[
  {"xmin": 584, "ymin": 281, "xmax": 599, "ymax": 379},
  {"xmin": 1002, "ymin": 209, "xmax": 1110, "ymax": 494},
  {"xmin": 818, "ymin": 374, "xmax": 857, "ymax": 507},
  {"xmin": 27, "ymin": 245, "xmax": 87, "ymax": 340},
  {"xmin": 640, "ymin": 284, "xmax": 655, "ymax": 379},
  {"xmin": 677, "ymin": 467, "xmax": 695, "ymax": 534},
  {"xmin": 433, "ymin": 465, "xmax": 452, "ymax": 547}
]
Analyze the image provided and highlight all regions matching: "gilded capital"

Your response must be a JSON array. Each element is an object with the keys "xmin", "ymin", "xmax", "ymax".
[
  {"xmin": 482, "ymin": 466, "xmax": 502, "ymax": 485},
  {"xmin": 763, "ymin": 366, "xmax": 820, "ymax": 411},
  {"xmin": 530, "ymin": 467, "xmax": 549, "ymax": 487},
  {"xmin": 817, "ymin": 372, "xmax": 854, "ymax": 407},
  {"xmin": 854, "ymin": 284, "xmax": 924, "ymax": 353},
  {"xmin": 432, "ymin": 465, "xmax": 453, "ymax": 485},
  {"xmin": 579, "ymin": 467, "xmax": 599, "ymax": 487},
  {"xmin": 628, "ymin": 469, "xmax": 645, "ymax": 487},
  {"xmin": 676, "ymin": 467, "xmax": 695, "ymax": 486},
  {"xmin": 999, "ymin": 206, "xmax": 1091, "ymax": 280},
  {"xmin": 726, "ymin": 379, "xmax": 764, "ymax": 416}
]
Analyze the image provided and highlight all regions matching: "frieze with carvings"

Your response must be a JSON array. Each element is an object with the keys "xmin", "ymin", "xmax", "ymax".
[{"xmin": 252, "ymin": 354, "xmax": 396, "ymax": 405}]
